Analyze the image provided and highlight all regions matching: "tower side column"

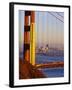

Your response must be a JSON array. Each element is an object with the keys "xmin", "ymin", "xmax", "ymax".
[
  {"xmin": 24, "ymin": 11, "xmax": 30, "ymax": 62},
  {"xmin": 30, "ymin": 11, "xmax": 35, "ymax": 65}
]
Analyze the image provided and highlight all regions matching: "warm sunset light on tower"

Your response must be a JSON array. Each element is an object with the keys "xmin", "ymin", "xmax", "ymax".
[{"xmin": 30, "ymin": 11, "xmax": 35, "ymax": 65}]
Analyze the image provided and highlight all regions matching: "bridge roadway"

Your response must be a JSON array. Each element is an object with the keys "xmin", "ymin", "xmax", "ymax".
[{"xmin": 35, "ymin": 61, "xmax": 64, "ymax": 68}]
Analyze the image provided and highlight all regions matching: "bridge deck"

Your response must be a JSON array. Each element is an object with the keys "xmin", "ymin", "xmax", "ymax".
[{"xmin": 35, "ymin": 61, "xmax": 64, "ymax": 68}]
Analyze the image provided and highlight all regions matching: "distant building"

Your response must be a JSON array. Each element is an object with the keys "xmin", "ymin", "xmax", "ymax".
[
  {"xmin": 38, "ymin": 44, "xmax": 49, "ymax": 53},
  {"xmin": 44, "ymin": 44, "xmax": 49, "ymax": 53}
]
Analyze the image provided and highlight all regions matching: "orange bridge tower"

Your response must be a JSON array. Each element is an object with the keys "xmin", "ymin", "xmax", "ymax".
[{"xmin": 24, "ymin": 11, "xmax": 35, "ymax": 66}]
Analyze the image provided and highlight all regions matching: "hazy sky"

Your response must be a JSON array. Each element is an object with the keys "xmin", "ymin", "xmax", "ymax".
[
  {"xmin": 35, "ymin": 11, "xmax": 64, "ymax": 48},
  {"xmin": 19, "ymin": 11, "xmax": 64, "ymax": 51}
]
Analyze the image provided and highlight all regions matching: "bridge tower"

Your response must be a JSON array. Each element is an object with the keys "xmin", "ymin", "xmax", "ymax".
[
  {"xmin": 30, "ymin": 11, "xmax": 35, "ymax": 66},
  {"xmin": 24, "ymin": 11, "xmax": 35, "ymax": 66}
]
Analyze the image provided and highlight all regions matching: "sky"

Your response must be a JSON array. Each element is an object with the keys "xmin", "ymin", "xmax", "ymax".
[
  {"xmin": 19, "ymin": 10, "xmax": 64, "ymax": 52},
  {"xmin": 35, "ymin": 11, "xmax": 64, "ymax": 48}
]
